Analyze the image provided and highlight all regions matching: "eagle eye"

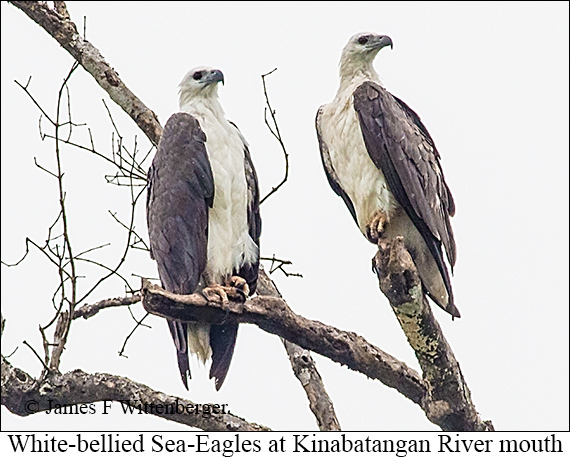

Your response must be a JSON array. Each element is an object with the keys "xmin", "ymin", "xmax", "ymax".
[
  {"xmin": 357, "ymin": 35, "xmax": 369, "ymax": 45},
  {"xmin": 192, "ymin": 71, "xmax": 203, "ymax": 81}
]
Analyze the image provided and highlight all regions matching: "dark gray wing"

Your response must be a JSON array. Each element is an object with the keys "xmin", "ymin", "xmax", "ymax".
[
  {"xmin": 316, "ymin": 107, "xmax": 358, "ymax": 224},
  {"xmin": 146, "ymin": 112, "xmax": 214, "ymax": 389},
  {"xmin": 353, "ymin": 81, "xmax": 456, "ymax": 309}
]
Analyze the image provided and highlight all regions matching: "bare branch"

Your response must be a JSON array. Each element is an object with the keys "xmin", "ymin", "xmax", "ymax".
[
  {"xmin": 141, "ymin": 278, "xmax": 427, "ymax": 408},
  {"xmin": 10, "ymin": 1, "xmax": 163, "ymax": 146},
  {"xmin": 261, "ymin": 255, "xmax": 303, "ymax": 278},
  {"xmin": 14, "ymin": 77, "xmax": 56, "ymax": 125},
  {"xmin": 1, "ymin": 356, "xmax": 270, "ymax": 431},
  {"xmin": 72, "ymin": 294, "xmax": 142, "ymax": 320},
  {"xmin": 118, "ymin": 312, "xmax": 151, "ymax": 358},
  {"xmin": 33, "ymin": 156, "xmax": 58, "ymax": 179},
  {"xmin": 255, "ymin": 269, "xmax": 340, "ymax": 430},
  {"xmin": 259, "ymin": 68, "xmax": 289, "ymax": 204},
  {"xmin": 45, "ymin": 61, "xmax": 80, "ymax": 371},
  {"xmin": 22, "ymin": 340, "xmax": 49, "ymax": 372},
  {"xmin": 372, "ymin": 236, "xmax": 494, "ymax": 431},
  {"xmin": 282, "ymin": 340, "xmax": 341, "ymax": 431}
]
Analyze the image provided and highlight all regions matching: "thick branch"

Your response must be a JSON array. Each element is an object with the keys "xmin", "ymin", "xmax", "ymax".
[
  {"xmin": 256, "ymin": 269, "xmax": 340, "ymax": 431},
  {"xmin": 373, "ymin": 237, "xmax": 493, "ymax": 431},
  {"xmin": 10, "ymin": 1, "xmax": 163, "ymax": 147},
  {"xmin": 1, "ymin": 356, "xmax": 269, "ymax": 431},
  {"xmin": 141, "ymin": 278, "xmax": 427, "ymax": 407}
]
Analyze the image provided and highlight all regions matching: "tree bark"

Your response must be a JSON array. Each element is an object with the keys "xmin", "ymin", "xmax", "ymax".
[
  {"xmin": 1, "ymin": 356, "xmax": 269, "ymax": 431},
  {"xmin": 373, "ymin": 237, "xmax": 494, "ymax": 431}
]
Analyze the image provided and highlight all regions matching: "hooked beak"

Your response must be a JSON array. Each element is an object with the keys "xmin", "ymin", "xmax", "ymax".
[
  {"xmin": 372, "ymin": 35, "xmax": 393, "ymax": 51},
  {"xmin": 206, "ymin": 69, "xmax": 224, "ymax": 85}
]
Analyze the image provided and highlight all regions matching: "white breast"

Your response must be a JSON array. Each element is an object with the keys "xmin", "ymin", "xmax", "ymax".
[
  {"xmin": 207, "ymin": 121, "xmax": 257, "ymax": 283},
  {"xmin": 320, "ymin": 83, "xmax": 398, "ymax": 234},
  {"xmin": 182, "ymin": 100, "xmax": 257, "ymax": 284}
]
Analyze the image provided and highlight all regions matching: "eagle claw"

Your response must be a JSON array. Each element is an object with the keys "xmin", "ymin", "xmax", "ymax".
[
  {"xmin": 228, "ymin": 276, "xmax": 250, "ymax": 301},
  {"xmin": 202, "ymin": 285, "xmax": 229, "ymax": 304},
  {"xmin": 202, "ymin": 276, "xmax": 249, "ymax": 304},
  {"xmin": 366, "ymin": 210, "xmax": 388, "ymax": 244}
]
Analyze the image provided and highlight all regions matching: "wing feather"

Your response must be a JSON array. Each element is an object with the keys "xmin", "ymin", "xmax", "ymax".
[
  {"xmin": 353, "ymin": 81, "xmax": 457, "ymax": 310},
  {"xmin": 146, "ymin": 112, "xmax": 214, "ymax": 388}
]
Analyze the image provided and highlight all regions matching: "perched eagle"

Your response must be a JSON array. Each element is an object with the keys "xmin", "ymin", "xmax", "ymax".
[
  {"xmin": 147, "ymin": 67, "xmax": 261, "ymax": 389},
  {"xmin": 316, "ymin": 33, "xmax": 459, "ymax": 317}
]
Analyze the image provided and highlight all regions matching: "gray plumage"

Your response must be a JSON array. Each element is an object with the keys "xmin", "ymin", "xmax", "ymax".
[{"xmin": 354, "ymin": 81, "xmax": 457, "ymax": 313}]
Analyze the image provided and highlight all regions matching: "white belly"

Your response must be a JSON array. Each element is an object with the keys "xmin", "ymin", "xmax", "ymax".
[
  {"xmin": 320, "ymin": 97, "xmax": 398, "ymax": 234},
  {"xmin": 202, "ymin": 121, "xmax": 257, "ymax": 284}
]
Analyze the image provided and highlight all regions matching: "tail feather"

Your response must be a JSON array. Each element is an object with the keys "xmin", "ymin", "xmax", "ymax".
[
  {"xmin": 167, "ymin": 319, "xmax": 190, "ymax": 389},
  {"xmin": 187, "ymin": 323, "xmax": 212, "ymax": 363},
  {"xmin": 209, "ymin": 323, "xmax": 239, "ymax": 390}
]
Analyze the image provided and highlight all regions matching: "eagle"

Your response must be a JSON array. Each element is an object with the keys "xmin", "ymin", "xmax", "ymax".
[
  {"xmin": 146, "ymin": 67, "xmax": 261, "ymax": 390},
  {"xmin": 316, "ymin": 33, "xmax": 459, "ymax": 318}
]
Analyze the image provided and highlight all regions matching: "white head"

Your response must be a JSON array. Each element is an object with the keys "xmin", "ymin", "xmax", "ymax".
[
  {"xmin": 178, "ymin": 66, "xmax": 225, "ymax": 109},
  {"xmin": 339, "ymin": 32, "xmax": 393, "ymax": 81}
]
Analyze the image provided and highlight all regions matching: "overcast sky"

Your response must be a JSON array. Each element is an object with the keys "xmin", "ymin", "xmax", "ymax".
[{"xmin": 1, "ymin": 1, "xmax": 568, "ymax": 433}]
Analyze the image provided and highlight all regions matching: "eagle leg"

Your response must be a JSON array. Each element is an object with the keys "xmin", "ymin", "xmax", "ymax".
[{"xmin": 366, "ymin": 209, "xmax": 389, "ymax": 244}]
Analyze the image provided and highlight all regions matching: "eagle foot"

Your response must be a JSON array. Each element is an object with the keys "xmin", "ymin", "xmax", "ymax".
[
  {"xmin": 202, "ymin": 278, "xmax": 249, "ymax": 305},
  {"xmin": 227, "ymin": 276, "xmax": 250, "ymax": 300},
  {"xmin": 202, "ymin": 285, "xmax": 230, "ymax": 304},
  {"xmin": 366, "ymin": 210, "xmax": 389, "ymax": 244}
]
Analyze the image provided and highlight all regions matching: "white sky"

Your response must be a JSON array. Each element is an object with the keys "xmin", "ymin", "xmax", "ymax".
[{"xmin": 1, "ymin": 1, "xmax": 568, "ymax": 433}]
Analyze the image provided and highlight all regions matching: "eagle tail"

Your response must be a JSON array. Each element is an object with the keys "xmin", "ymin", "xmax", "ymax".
[
  {"xmin": 209, "ymin": 323, "xmax": 239, "ymax": 391},
  {"xmin": 426, "ymin": 241, "xmax": 461, "ymax": 318},
  {"xmin": 167, "ymin": 319, "xmax": 191, "ymax": 389}
]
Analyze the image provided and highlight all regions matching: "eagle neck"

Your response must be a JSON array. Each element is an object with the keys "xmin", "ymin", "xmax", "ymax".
[
  {"xmin": 336, "ymin": 68, "xmax": 382, "ymax": 103},
  {"xmin": 179, "ymin": 95, "xmax": 226, "ymax": 125}
]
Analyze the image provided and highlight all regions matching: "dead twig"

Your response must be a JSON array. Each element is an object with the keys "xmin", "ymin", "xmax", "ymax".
[{"xmin": 259, "ymin": 68, "xmax": 289, "ymax": 204}]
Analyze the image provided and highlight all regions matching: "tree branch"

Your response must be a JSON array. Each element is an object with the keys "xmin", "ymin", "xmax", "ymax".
[
  {"xmin": 373, "ymin": 236, "xmax": 494, "ymax": 431},
  {"xmin": 141, "ymin": 278, "xmax": 427, "ymax": 409},
  {"xmin": 1, "ymin": 356, "xmax": 269, "ymax": 431},
  {"xmin": 10, "ymin": 1, "xmax": 163, "ymax": 147},
  {"xmin": 259, "ymin": 68, "xmax": 289, "ymax": 204},
  {"xmin": 256, "ymin": 269, "xmax": 340, "ymax": 431},
  {"xmin": 72, "ymin": 294, "xmax": 142, "ymax": 320}
]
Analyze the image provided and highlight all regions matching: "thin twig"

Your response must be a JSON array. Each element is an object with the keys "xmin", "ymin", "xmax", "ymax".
[
  {"xmin": 261, "ymin": 255, "xmax": 303, "ymax": 278},
  {"xmin": 118, "ymin": 312, "xmax": 151, "ymax": 358},
  {"xmin": 259, "ymin": 68, "xmax": 289, "ymax": 204},
  {"xmin": 23, "ymin": 340, "xmax": 49, "ymax": 372}
]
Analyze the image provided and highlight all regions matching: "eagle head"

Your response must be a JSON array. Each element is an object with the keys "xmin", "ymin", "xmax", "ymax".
[
  {"xmin": 339, "ymin": 33, "xmax": 393, "ymax": 80},
  {"xmin": 179, "ymin": 66, "xmax": 224, "ymax": 106}
]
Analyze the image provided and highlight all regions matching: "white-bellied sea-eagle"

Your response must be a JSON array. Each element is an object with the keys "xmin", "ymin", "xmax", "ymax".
[
  {"xmin": 146, "ymin": 67, "xmax": 261, "ymax": 389},
  {"xmin": 316, "ymin": 33, "xmax": 459, "ymax": 317}
]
